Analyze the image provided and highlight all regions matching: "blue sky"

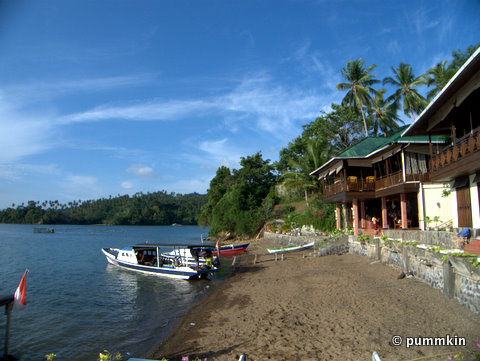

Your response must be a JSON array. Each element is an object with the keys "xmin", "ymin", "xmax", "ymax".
[{"xmin": 0, "ymin": 0, "xmax": 479, "ymax": 209}]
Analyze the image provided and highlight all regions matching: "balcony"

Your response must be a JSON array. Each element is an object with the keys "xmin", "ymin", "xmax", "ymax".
[
  {"xmin": 323, "ymin": 171, "xmax": 429, "ymax": 199},
  {"xmin": 375, "ymin": 171, "xmax": 430, "ymax": 190},
  {"xmin": 322, "ymin": 176, "xmax": 375, "ymax": 197},
  {"xmin": 375, "ymin": 170, "xmax": 403, "ymax": 190},
  {"xmin": 429, "ymin": 127, "xmax": 480, "ymax": 180}
]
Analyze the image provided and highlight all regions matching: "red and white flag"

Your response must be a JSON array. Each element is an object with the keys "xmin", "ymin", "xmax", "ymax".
[
  {"xmin": 216, "ymin": 241, "xmax": 220, "ymax": 257},
  {"xmin": 14, "ymin": 269, "xmax": 28, "ymax": 310}
]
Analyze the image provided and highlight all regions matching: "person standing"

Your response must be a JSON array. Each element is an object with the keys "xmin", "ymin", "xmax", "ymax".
[{"xmin": 372, "ymin": 216, "xmax": 379, "ymax": 235}]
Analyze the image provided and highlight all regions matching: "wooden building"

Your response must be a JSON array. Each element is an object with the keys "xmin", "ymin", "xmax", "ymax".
[
  {"xmin": 310, "ymin": 128, "xmax": 448, "ymax": 236},
  {"xmin": 403, "ymin": 47, "xmax": 480, "ymax": 234}
]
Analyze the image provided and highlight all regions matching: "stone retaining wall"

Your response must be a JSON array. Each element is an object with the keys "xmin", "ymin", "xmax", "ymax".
[{"xmin": 382, "ymin": 229, "xmax": 453, "ymax": 248}]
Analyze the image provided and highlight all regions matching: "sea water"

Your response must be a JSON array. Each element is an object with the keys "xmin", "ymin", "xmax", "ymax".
[{"xmin": 0, "ymin": 224, "xmax": 217, "ymax": 361}]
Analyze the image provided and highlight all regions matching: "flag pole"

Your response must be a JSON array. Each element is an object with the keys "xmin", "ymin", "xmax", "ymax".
[
  {"xmin": 4, "ymin": 301, "xmax": 13, "ymax": 359},
  {"xmin": 1, "ymin": 295, "xmax": 14, "ymax": 360}
]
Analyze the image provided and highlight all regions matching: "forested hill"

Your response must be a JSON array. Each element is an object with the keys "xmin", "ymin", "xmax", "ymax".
[{"xmin": 0, "ymin": 191, "xmax": 207, "ymax": 225}]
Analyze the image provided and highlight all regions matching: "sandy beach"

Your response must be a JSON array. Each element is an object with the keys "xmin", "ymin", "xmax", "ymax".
[{"xmin": 147, "ymin": 238, "xmax": 480, "ymax": 361}]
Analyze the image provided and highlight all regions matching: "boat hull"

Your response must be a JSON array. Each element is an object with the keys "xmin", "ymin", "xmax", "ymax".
[
  {"xmin": 267, "ymin": 241, "xmax": 315, "ymax": 254},
  {"xmin": 214, "ymin": 243, "xmax": 249, "ymax": 256},
  {"xmin": 101, "ymin": 248, "xmax": 214, "ymax": 280}
]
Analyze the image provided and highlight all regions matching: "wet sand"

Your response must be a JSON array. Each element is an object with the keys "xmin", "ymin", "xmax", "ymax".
[{"xmin": 147, "ymin": 238, "xmax": 480, "ymax": 361}]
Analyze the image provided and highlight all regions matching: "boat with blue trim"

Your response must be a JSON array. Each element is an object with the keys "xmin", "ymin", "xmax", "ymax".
[
  {"xmin": 161, "ymin": 243, "xmax": 248, "ymax": 265},
  {"xmin": 101, "ymin": 243, "xmax": 219, "ymax": 280}
]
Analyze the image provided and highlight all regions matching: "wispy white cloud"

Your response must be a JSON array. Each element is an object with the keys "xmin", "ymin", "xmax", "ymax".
[
  {"xmin": 126, "ymin": 164, "xmax": 158, "ymax": 178},
  {"xmin": 6, "ymin": 74, "xmax": 154, "ymax": 105},
  {"xmin": 0, "ymin": 91, "xmax": 58, "ymax": 163},
  {"xmin": 121, "ymin": 180, "xmax": 134, "ymax": 190},
  {"xmin": 58, "ymin": 174, "xmax": 101, "ymax": 201},
  {"xmin": 65, "ymin": 174, "xmax": 97, "ymax": 186},
  {"xmin": 0, "ymin": 163, "xmax": 61, "ymax": 181},
  {"xmin": 0, "ymin": 72, "xmax": 328, "ymax": 188},
  {"xmin": 411, "ymin": 7, "xmax": 440, "ymax": 37},
  {"xmin": 57, "ymin": 73, "xmax": 327, "ymax": 141},
  {"xmin": 386, "ymin": 40, "xmax": 401, "ymax": 56},
  {"xmin": 57, "ymin": 99, "xmax": 212, "ymax": 124},
  {"xmin": 197, "ymin": 138, "xmax": 242, "ymax": 169}
]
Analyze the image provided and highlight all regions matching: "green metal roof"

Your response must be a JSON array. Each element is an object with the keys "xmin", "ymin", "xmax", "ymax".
[
  {"xmin": 397, "ymin": 135, "xmax": 450, "ymax": 143},
  {"xmin": 335, "ymin": 126, "xmax": 408, "ymax": 158},
  {"xmin": 334, "ymin": 126, "xmax": 449, "ymax": 158},
  {"xmin": 310, "ymin": 126, "xmax": 449, "ymax": 176},
  {"xmin": 335, "ymin": 136, "xmax": 391, "ymax": 158}
]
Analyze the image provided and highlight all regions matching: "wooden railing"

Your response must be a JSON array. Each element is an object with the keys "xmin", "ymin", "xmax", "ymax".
[
  {"xmin": 375, "ymin": 171, "xmax": 403, "ymax": 189},
  {"xmin": 323, "ymin": 171, "xmax": 430, "ymax": 196},
  {"xmin": 322, "ymin": 178, "xmax": 375, "ymax": 196},
  {"xmin": 430, "ymin": 128, "xmax": 480, "ymax": 172},
  {"xmin": 406, "ymin": 173, "xmax": 430, "ymax": 182},
  {"xmin": 323, "ymin": 180, "xmax": 346, "ymax": 196}
]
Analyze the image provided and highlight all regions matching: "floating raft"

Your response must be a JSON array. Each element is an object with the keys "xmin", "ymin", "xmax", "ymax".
[{"xmin": 33, "ymin": 227, "xmax": 55, "ymax": 233}]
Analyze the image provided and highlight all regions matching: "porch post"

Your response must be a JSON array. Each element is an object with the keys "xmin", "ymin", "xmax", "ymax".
[
  {"xmin": 401, "ymin": 193, "xmax": 408, "ymax": 229},
  {"xmin": 381, "ymin": 197, "xmax": 388, "ymax": 229},
  {"xmin": 360, "ymin": 201, "xmax": 366, "ymax": 229},
  {"xmin": 335, "ymin": 202, "xmax": 341, "ymax": 230},
  {"xmin": 353, "ymin": 198, "xmax": 359, "ymax": 236}
]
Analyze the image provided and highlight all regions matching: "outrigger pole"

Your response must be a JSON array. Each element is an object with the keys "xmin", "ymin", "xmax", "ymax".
[{"xmin": 0, "ymin": 294, "xmax": 14, "ymax": 360}]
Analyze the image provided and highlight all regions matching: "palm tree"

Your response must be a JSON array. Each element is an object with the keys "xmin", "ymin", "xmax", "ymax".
[
  {"xmin": 383, "ymin": 62, "xmax": 427, "ymax": 121},
  {"xmin": 369, "ymin": 89, "xmax": 402, "ymax": 136},
  {"xmin": 421, "ymin": 61, "xmax": 456, "ymax": 100},
  {"xmin": 282, "ymin": 138, "xmax": 328, "ymax": 206},
  {"xmin": 337, "ymin": 58, "xmax": 380, "ymax": 136}
]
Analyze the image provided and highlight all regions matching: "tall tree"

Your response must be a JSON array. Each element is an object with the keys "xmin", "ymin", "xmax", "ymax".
[
  {"xmin": 207, "ymin": 152, "xmax": 277, "ymax": 237},
  {"xmin": 421, "ymin": 60, "xmax": 456, "ymax": 100},
  {"xmin": 422, "ymin": 43, "xmax": 480, "ymax": 100},
  {"xmin": 369, "ymin": 89, "xmax": 402, "ymax": 136},
  {"xmin": 449, "ymin": 43, "xmax": 480, "ymax": 71},
  {"xmin": 281, "ymin": 138, "xmax": 327, "ymax": 206},
  {"xmin": 383, "ymin": 62, "xmax": 427, "ymax": 121},
  {"xmin": 199, "ymin": 166, "xmax": 233, "ymax": 226},
  {"xmin": 337, "ymin": 58, "xmax": 380, "ymax": 136}
]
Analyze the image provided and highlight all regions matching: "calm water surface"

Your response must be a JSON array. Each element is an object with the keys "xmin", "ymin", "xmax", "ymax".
[{"xmin": 0, "ymin": 224, "xmax": 220, "ymax": 361}]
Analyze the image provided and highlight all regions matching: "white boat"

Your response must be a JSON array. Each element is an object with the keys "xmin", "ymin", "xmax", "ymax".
[
  {"xmin": 266, "ymin": 241, "xmax": 315, "ymax": 254},
  {"xmin": 101, "ymin": 243, "xmax": 218, "ymax": 280},
  {"xmin": 162, "ymin": 247, "xmax": 210, "ymax": 266}
]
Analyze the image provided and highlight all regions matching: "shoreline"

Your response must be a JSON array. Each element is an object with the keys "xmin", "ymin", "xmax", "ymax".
[{"xmin": 146, "ymin": 238, "xmax": 480, "ymax": 361}]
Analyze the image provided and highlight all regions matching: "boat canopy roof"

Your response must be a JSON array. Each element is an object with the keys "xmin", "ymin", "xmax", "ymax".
[{"xmin": 133, "ymin": 243, "xmax": 213, "ymax": 250}]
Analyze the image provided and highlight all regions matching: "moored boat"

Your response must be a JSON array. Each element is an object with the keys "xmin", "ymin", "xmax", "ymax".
[
  {"xmin": 33, "ymin": 227, "xmax": 54, "ymax": 233},
  {"xmin": 162, "ymin": 243, "xmax": 248, "ymax": 264},
  {"xmin": 101, "ymin": 243, "xmax": 218, "ymax": 280},
  {"xmin": 214, "ymin": 243, "xmax": 249, "ymax": 256},
  {"xmin": 267, "ymin": 241, "xmax": 315, "ymax": 254}
]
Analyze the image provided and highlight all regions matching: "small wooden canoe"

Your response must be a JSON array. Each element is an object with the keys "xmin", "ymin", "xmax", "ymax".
[
  {"xmin": 267, "ymin": 241, "xmax": 315, "ymax": 254},
  {"xmin": 214, "ymin": 243, "xmax": 249, "ymax": 256}
]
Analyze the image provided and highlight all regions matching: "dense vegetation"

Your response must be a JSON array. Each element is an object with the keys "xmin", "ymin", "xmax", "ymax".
[
  {"xmin": 199, "ymin": 152, "xmax": 277, "ymax": 237},
  {"xmin": 0, "ymin": 192, "xmax": 206, "ymax": 226}
]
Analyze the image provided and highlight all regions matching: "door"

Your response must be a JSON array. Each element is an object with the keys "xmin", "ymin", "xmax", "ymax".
[{"xmin": 456, "ymin": 185, "xmax": 472, "ymax": 227}]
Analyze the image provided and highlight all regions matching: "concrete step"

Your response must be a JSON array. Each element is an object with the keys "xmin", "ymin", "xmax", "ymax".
[
  {"xmin": 361, "ymin": 228, "xmax": 382, "ymax": 237},
  {"xmin": 464, "ymin": 244, "xmax": 480, "ymax": 255}
]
